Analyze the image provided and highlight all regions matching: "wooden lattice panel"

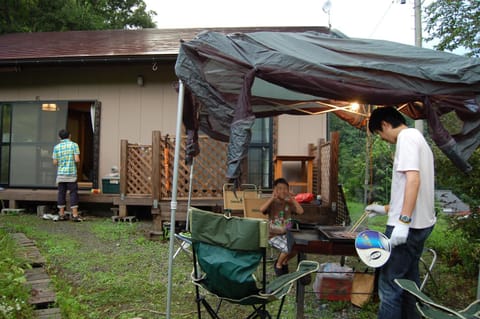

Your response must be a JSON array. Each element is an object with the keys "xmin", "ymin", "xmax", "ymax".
[
  {"xmin": 127, "ymin": 145, "xmax": 152, "ymax": 194},
  {"xmin": 161, "ymin": 136, "xmax": 228, "ymax": 198}
]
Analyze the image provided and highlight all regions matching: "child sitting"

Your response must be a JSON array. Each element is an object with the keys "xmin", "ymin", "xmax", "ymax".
[{"xmin": 260, "ymin": 178, "xmax": 304, "ymax": 276}]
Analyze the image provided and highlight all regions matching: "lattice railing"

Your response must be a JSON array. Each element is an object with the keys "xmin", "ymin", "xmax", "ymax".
[
  {"xmin": 161, "ymin": 136, "xmax": 228, "ymax": 198},
  {"xmin": 125, "ymin": 135, "xmax": 227, "ymax": 198},
  {"xmin": 126, "ymin": 145, "xmax": 153, "ymax": 195}
]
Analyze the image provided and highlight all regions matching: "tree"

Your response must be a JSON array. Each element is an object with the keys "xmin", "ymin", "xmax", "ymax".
[
  {"xmin": 0, "ymin": 0, "xmax": 156, "ymax": 34},
  {"xmin": 329, "ymin": 113, "xmax": 393, "ymax": 204},
  {"xmin": 424, "ymin": 0, "xmax": 480, "ymax": 57}
]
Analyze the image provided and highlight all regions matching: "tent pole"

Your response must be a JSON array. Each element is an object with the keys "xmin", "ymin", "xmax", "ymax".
[
  {"xmin": 166, "ymin": 79, "xmax": 185, "ymax": 319},
  {"xmin": 185, "ymin": 159, "xmax": 194, "ymax": 231},
  {"xmin": 364, "ymin": 105, "xmax": 371, "ymax": 206}
]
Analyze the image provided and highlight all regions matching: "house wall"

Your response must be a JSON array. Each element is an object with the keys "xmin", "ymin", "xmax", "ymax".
[
  {"xmin": 277, "ymin": 114, "xmax": 327, "ymax": 188},
  {"xmin": 0, "ymin": 62, "xmax": 178, "ymax": 182},
  {"xmin": 278, "ymin": 114, "xmax": 327, "ymax": 155},
  {"xmin": 0, "ymin": 62, "xmax": 327, "ymax": 186}
]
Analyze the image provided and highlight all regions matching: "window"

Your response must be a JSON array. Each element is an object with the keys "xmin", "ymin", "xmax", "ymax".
[{"xmin": 247, "ymin": 118, "xmax": 273, "ymax": 189}]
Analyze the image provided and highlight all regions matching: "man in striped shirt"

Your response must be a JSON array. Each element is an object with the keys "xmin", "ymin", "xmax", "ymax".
[{"xmin": 52, "ymin": 129, "xmax": 81, "ymax": 221}]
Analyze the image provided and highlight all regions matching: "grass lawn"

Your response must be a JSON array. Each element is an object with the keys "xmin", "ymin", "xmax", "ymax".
[{"xmin": 0, "ymin": 202, "xmax": 477, "ymax": 318}]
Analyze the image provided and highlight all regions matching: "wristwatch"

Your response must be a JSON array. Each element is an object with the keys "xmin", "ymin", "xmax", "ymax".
[{"xmin": 399, "ymin": 215, "xmax": 412, "ymax": 224}]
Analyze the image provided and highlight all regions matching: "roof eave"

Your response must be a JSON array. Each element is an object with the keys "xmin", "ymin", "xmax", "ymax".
[{"xmin": 0, "ymin": 53, "xmax": 178, "ymax": 67}]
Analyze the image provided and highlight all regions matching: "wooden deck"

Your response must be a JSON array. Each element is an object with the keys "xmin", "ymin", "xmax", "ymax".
[
  {"xmin": 0, "ymin": 188, "xmax": 118, "ymax": 208},
  {"xmin": 0, "ymin": 188, "xmax": 224, "ymax": 222}
]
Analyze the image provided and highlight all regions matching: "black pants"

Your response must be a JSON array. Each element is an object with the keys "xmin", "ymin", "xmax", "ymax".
[{"xmin": 57, "ymin": 182, "xmax": 79, "ymax": 208}]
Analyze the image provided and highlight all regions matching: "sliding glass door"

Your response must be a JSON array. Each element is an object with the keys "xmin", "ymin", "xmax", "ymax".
[{"xmin": 8, "ymin": 102, "xmax": 68, "ymax": 187}]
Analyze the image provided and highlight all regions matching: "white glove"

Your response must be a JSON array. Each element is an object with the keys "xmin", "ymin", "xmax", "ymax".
[
  {"xmin": 390, "ymin": 222, "xmax": 409, "ymax": 247},
  {"xmin": 366, "ymin": 204, "xmax": 387, "ymax": 217}
]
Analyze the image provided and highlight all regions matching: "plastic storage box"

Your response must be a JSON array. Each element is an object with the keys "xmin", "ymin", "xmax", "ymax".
[
  {"xmin": 313, "ymin": 262, "xmax": 353, "ymax": 301},
  {"xmin": 102, "ymin": 177, "xmax": 120, "ymax": 194}
]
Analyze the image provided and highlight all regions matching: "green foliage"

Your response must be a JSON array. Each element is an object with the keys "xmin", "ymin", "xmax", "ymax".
[
  {"xmin": 0, "ymin": 231, "xmax": 35, "ymax": 319},
  {"xmin": 330, "ymin": 113, "xmax": 393, "ymax": 204},
  {"xmin": 427, "ymin": 213, "xmax": 480, "ymax": 276},
  {"xmin": 430, "ymin": 110, "xmax": 480, "ymax": 209},
  {"xmin": 98, "ymin": 0, "xmax": 156, "ymax": 29},
  {"xmin": 0, "ymin": 0, "xmax": 156, "ymax": 34},
  {"xmin": 447, "ymin": 209, "xmax": 480, "ymax": 275},
  {"xmin": 424, "ymin": 0, "xmax": 480, "ymax": 57}
]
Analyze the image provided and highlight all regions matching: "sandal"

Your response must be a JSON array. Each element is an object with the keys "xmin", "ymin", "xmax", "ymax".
[
  {"xmin": 274, "ymin": 260, "xmax": 287, "ymax": 276},
  {"xmin": 72, "ymin": 216, "xmax": 82, "ymax": 222}
]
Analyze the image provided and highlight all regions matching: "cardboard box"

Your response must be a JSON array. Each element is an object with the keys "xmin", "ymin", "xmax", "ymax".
[{"xmin": 102, "ymin": 178, "xmax": 120, "ymax": 194}]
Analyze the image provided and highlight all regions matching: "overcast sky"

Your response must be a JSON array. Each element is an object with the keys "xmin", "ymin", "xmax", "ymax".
[{"xmin": 143, "ymin": 0, "xmax": 434, "ymax": 46}]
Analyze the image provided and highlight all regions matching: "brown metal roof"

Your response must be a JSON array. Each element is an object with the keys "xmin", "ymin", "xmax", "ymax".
[{"xmin": 0, "ymin": 26, "xmax": 335, "ymax": 65}]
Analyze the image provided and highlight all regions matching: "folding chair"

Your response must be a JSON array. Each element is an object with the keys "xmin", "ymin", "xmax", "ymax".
[
  {"xmin": 395, "ymin": 279, "xmax": 480, "ymax": 319},
  {"xmin": 190, "ymin": 207, "xmax": 319, "ymax": 319},
  {"xmin": 243, "ymin": 197, "xmax": 277, "ymax": 261},
  {"xmin": 420, "ymin": 248, "xmax": 437, "ymax": 291},
  {"xmin": 243, "ymin": 197, "xmax": 269, "ymax": 220},
  {"xmin": 223, "ymin": 183, "xmax": 258, "ymax": 212}
]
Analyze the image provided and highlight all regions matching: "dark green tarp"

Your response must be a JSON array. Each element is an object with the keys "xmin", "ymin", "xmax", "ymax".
[{"xmin": 175, "ymin": 30, "xmax": 480, "ymax": 181}]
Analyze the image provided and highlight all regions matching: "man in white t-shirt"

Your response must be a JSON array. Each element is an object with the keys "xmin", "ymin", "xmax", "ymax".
[{"xmin": 366, "ymin": 107, "xmax": 436, "ymax": 319}]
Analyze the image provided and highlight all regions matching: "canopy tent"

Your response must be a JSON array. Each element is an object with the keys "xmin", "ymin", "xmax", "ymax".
[
  {"xmin": 175, "ymin": 30, "xmax": 480, "ymax": 178},
  {"xmin": 165, "ymin": 29, "xmax": 480, "ymax": 318}
]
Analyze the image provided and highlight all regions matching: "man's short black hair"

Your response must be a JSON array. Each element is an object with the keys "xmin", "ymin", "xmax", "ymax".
[
  {"xmin": 273, "ymin": 177, "xmax": 289, "ymax": 187},
  {"xmin": 58, "ymin": 129, "xmax": 70, "ymax": 139},
  {"xmin": 368, "ymin": 106, "xmax": 407, "ymax": 133}
]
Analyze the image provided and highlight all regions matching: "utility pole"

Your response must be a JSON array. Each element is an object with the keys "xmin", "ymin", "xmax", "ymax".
[{"xmin": 414, "ymin": 0, "xmax": 424, "ymax": 133}]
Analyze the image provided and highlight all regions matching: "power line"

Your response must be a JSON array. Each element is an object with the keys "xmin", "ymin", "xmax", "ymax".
[{"xmin": 369, "ymin": 1, "xmax": 394, "ymax": 37}]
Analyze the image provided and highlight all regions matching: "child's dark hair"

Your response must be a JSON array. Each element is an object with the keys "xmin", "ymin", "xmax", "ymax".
[
  {"xmin": 368, "ymin": 106, "xmax": 406, "ymax": 133},
  {"xmin": 58, "ymin": 129, "xmax": 70, "ymax": 139},
  {"xmin": 273, "ymin": 178, "xmax": 289, "ymax": 187}
]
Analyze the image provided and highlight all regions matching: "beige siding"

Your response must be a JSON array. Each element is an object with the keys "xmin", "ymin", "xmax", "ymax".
[
  {"xmin": 278, "ymin": 114, "xmax": 327, "ymax": 155},
  {"xmin": 276, "ymin": 114, "xmax": 327, "ymax": 184},
  {"xmin": 0, "ymin": 63, "xmax": 327, "ymax": 184},
  {"xmin": 0, "ymin": 63, "xmax": 178, "ymax": 180}
]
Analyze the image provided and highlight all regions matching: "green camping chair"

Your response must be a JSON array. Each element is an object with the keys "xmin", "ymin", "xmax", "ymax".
[
  {"xmin": 395, "ymin": 279, "xmax": 480, "ymax": 319},
  {"xmin": 189, "ymin": 207, "xmax": 319, "ymax": 319}
]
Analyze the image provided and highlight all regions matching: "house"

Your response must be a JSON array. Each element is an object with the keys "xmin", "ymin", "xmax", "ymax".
[{"xmin": 0, "ymin": 27, "xmax": 332, "ymax": 217}]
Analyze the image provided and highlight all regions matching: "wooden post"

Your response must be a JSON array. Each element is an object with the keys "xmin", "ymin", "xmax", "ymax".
[
  {"xmin": 152, "ymin": 131, "xmax": 161, "ymax": 205},
  {"xmin": 316, "ymin": 138, "xmax": 325, "ymax": 197},
  {"xmin": 119, "ymin": 139, "xmax": 128, "ymax": 217},
  {"xmin": 151, "ymin": 131, "xmax": 163, "ymax": 233},
  {"xmin": 329, "ymin": 132, "xmax": 340, "ymax": 213}
]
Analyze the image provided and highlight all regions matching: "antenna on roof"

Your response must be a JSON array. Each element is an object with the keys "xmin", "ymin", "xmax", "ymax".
[{"xmin": 322, "ymin": 0, "xmax": 332, "ymax": 29}]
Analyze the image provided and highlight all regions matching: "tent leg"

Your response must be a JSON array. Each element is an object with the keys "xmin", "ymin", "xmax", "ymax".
[
  {"xmin": 166, "ymin": 79, "xmax": 185, "ymax": 319},
  {"xmin": 185, "ymin": 160, "xmax": 194, "ymax": 231}
]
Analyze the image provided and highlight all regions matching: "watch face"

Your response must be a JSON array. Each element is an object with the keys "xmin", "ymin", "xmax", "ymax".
[{"xmin": 400, "ymin": 215, "xmax": 411, "ymax": 223}]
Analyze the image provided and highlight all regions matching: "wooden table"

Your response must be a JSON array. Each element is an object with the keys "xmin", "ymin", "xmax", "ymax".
[
  {"xmin": 289, "ymin": 228, "xmax": 357, "ymax": 319},
  {"xmin": 273, "ymin": 155, "xmax": 315, "ymax": 193}
]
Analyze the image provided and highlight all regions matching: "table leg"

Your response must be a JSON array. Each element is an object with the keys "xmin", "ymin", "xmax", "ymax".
[{"xmin": 296, "ymin": 252, "xmax": 306, "ymax": 319}]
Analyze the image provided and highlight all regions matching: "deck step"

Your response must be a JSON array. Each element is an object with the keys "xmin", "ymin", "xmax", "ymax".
[
  {"xmin": 35, "ymin": 308, "xmax": 62, "ymax": 319},
  {"xmin": 1, "ymin": 208, "xmax": 26, "ymax": 214}
]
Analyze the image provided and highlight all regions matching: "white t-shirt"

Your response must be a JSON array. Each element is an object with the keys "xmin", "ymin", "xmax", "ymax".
[{"xmin": 387, "ymin": 128, "xmax": 436, "ymax": 229}]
